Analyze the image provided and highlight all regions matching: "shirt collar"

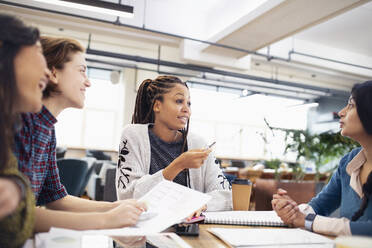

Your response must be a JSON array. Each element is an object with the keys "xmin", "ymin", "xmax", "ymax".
[
  {"xmin": 346, "ymin": 149, "xmax": 366, "ymax": 198},
  {"xmin": 346, "ymin": 149, "xmax": 366, "ymax": 175},
  {"xmin": 37, "ymin": 105, "xmax": 57, "ymax": 128}
]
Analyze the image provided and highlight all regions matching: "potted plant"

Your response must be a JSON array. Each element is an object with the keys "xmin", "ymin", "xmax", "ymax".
[{"xmin": 283, "ymin": 129, "xmax": 359, "ymax": 181}]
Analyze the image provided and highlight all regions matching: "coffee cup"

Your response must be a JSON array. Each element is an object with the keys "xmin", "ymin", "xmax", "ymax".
[{"xmin": 231, "ymin": 178, "xmax": 252, "ymax": 211}]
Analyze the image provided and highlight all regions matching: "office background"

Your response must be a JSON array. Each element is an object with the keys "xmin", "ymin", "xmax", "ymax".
[{"xmin": 1, "ymin": 0, "xmax": 371, "ymax": 163}]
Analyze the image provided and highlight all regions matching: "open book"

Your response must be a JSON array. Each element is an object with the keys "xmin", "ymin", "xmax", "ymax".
[
  {"xmin": 203, "ymin": 211, "xmax": 286, "ymax": 227},
  {"xmin": 208, "ymin": 228, "xmax": 333, "ymax": 248}
]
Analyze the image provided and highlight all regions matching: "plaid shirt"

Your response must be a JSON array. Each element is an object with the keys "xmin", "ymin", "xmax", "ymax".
[{"xmin": 14, "ymin": 106, "xmax": 67, "ymax": 206}]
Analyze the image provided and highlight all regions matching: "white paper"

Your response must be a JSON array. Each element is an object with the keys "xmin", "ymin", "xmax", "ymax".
[
  {"xmin": 84, "ymin": 180, "xmax": 211, "ymax": 236},
  {"xmin": 208, "ymin": 228, "xmax": 333, "ymax": 247}
]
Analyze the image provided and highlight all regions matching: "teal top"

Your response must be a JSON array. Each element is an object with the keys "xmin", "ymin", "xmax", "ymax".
[{"xmin": 309, "ymin": 148, "xmax": 372, "ymax": 236}]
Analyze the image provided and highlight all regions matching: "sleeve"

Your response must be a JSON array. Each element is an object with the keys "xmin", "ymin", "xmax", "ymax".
[
  {"xmin": 0, "ymin": 154, "xmax": 35, "ymax": 248},
  {"xmin": 300, "ymin": 200, "xmax": 352, "ymax": 236},
  {"xmin": 116, "ymin": 126, "xmax": 165, "ymax": 200},
  {"xmin": 202, "ymin": 150, "xmax": 232, "ymax": 211},
  {"xmin": 37, "ymin": 132, "xmax": 67, "ymax": 206},
  {"xmin": 313, "ymin": 215, "xmax": 351, "ymax": 236},
  {"xmin": 349, "ymin": 221, "xmax": 372, "ymax": 236},
  {"xmin": 308, "ymin": 156, "xmax": 346, "ymax": 216}
]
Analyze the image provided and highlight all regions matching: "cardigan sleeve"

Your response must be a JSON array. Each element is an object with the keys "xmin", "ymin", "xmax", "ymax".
[
  {"xmin": 116, "ymin": 125, "xmax": 165, "ymax": 200},
  {"xmin": 188, "ymin": 133, "xmax": 232, "ymax": 211},
  {"xmin": 202, "ymin": 150, "xmax": 232, "ymax": 211}
]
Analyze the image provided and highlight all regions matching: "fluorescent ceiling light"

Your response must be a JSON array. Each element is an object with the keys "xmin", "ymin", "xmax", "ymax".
[
  {"xmin": 33, "ymin": 0, "xmax": 134, "ymax": 18},
  {"xmin": 288, "ymin": 102, "xmax": 319, "ymax": 109}
]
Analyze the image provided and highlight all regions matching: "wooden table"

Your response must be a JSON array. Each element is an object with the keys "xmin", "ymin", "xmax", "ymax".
[
  {"xmin": 181, "ymin": 224, "xmax": 335, "ymax": 247},
  {"xmin": 182, "ymin": 224, "xmax": 282, "ymax": 247}
]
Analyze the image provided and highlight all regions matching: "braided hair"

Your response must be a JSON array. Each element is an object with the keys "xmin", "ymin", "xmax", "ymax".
[
  {"xmin": 132, "ymin": 75, "xmax": 189, "ymax": 152},
  {"xmin": 350, "ymin": 81, "xmax": 372, "ymax": 221}
]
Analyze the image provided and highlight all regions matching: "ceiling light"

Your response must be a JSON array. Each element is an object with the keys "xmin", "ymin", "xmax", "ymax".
[
  {"xmin": 33, "ymin": 0, "xmax": 134, "ymax": 18},
  {"xmin": 289, "ymin": 102, "xmax": 319, "ymax": 108},
  {"xmin": 242, "ymin": 89, "xmax": 249, "ymax": 96}
]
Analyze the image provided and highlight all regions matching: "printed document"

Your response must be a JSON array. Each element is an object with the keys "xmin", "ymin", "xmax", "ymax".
[{"xmin": 208, "ymin": 228, "xmax": 333, "ymax": 247}]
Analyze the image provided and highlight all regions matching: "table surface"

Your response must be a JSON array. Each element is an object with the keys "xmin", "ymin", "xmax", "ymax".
[
  {"xmin": 181, "ymin": 224, "xmax": 335, "ymax": 248},
  {"xmin": 182, "ymin": 224, "xmax": 278, "ymax": 247}
]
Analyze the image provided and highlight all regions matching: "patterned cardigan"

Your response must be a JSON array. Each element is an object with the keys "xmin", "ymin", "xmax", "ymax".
[{"xmin": 116, "ymin": 124, "xmax": 232, "ymax": 211}]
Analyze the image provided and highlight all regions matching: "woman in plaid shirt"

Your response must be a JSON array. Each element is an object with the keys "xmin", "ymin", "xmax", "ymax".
[{"xmin": 14, "ymin": 36, "xmax": 146, "ymax": 232}]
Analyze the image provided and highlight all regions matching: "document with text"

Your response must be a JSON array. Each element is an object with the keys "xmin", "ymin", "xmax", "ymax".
[{"xmin": 84, "ymin": 180, "xmax": 211, "ymax": 236}]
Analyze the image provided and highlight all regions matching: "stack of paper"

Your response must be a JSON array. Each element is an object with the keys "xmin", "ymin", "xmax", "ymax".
[
  {"xmin": 208, "ymin": 228, "xmax": 334, "ymax": 248},
  {"xmin": 35, "ymin": 180, "xmax": 211, "ymax": 247}
]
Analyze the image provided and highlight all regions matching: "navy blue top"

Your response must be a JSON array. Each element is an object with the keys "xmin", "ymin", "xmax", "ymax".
[
  {"xmin": 148, "ymin": 128, "xmax": 188, "ymax": 187},
  {"xmin": 309, "ymin": 147, "xmax": 372, "ymax": 236}
]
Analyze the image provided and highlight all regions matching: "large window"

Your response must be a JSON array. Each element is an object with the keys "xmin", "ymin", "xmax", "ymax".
[
  {"xmin": 55, "ymin": 70, "xmax": 312, "ymax": 161},
  {"xmin": 55, "ymin": 68, "xmax": 124, "ymax": 151},
  {"xmin": 188, "ymin": 87, "xmax": 311, "ymax": 161}
]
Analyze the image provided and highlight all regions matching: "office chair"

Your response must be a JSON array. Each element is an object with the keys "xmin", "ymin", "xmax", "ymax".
[
  {"xmin": 56, "ymin": 147, "xmax": 67, "ymax": 159},
  {"xmin": 86, "ymin": 149, "xmax": 112, "ymax": 161},
  {"xmin": 231, "ymin": 160, "xmax": 246, "ymax": 168},
  {"xmin": 57, "ymin": 158, "xmax": 89, "ymax": 197},
  {"xmin": 103, "ymin": 168, "xmax": 117, "ymax": 202},
  {"xmin": 78, "ymin": 161, "xmax": 97, "ymax": 196},
  {"xmin": 254, "ymin": 179, "xmax": 318, "ymax": 210}
]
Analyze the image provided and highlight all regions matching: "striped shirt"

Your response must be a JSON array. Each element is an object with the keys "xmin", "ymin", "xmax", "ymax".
[{"xmin": 14, "ymin": 106, "xmax": 67, "ymax": 205}]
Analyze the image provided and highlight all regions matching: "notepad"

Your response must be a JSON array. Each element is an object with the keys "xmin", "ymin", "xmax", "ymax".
[
  {"xmin": 203, "ymin": 211, "xmax": 286, "ymax": 227},
  {"xmin": 208, "ymin": 228, "xmax": 333, "ymax": 248}
]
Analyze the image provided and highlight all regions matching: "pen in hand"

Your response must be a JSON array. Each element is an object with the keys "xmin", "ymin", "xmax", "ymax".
[{"xmin": 205, "ymin": 141, "xmax": 216, "ymax": 150}]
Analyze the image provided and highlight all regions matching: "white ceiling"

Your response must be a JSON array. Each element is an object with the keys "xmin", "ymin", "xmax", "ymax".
[
  {"xmin": 1, "ymin": 0, "xmax": 371, "ymax": 99},
  {"xmin": 295, "ymin": 1, "xmax": 372, "ymax": 57}
]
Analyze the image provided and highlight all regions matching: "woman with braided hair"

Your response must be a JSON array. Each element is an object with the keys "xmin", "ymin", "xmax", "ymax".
[
  {"xmin": 116, "ymin": 75, "xmax": 232, "ymax": 213},
  {"xmin": 272, "ymin": 80, "xmax": 372, "ymax": 236}
]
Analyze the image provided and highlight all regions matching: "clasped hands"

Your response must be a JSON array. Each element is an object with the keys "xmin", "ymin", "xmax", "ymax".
[{"xmin": 271, "ymin": 188, "xmax": 305, "ymax": 228}]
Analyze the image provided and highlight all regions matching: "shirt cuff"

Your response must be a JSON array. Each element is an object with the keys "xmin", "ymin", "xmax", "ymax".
[
  {"xmin": 299, "ymin": 203, "xmax": 316, "ymax": 215},
  {"xmin": 313, "ymin": 215, "xmax": 352, "ymax": 236}
]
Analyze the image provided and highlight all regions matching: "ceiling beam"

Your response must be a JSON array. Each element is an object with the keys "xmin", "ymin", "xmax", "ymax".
[{"xmin": 203, "ymin": 0, "xmax": 370, "ymax": 58}]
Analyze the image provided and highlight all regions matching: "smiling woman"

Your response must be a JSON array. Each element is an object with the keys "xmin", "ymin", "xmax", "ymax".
[
  {"xmin": 0, "ymin": 14, "xmax": 50, "ymax": 248},
  {"xmin": 116, "ymin": 75, "xmax": 232, "ymax": 213}
]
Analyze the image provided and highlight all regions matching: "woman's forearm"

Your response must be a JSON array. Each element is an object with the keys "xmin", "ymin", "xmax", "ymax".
[
  {"xmin": 162, "ymin": 159, "xmax": 184, "ymax": 181},
  {"xmin": 46, "ymin": 195, "xmax": 117, "ymax": 212},
  {"xmin": 34, "ymin": 207, "xmax": 107, "ymax": 232}
]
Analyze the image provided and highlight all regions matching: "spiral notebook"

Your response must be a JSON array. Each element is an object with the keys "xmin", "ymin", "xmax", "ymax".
[{"xmin": 203, "ymin": 211, "xmax": 286, "ymax": 227}]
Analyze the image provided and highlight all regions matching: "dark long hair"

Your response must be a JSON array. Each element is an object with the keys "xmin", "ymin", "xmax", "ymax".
[
  {"xmin": 0, "ymin": 14, "xmax": 40, "ymax": 168},
  {"xmin": 351, "ymin": 80, "xmax": 372, "ymax": 221},
  {"xmin": 132, "ymin": 75, "xmax": 190, "ymax": 152}
]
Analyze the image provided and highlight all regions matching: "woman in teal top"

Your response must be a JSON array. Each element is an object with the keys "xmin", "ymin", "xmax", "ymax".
[
  {"xmin": 272, "ymin": 80, "xmax": 372, "ymax": 236},
  {"xmin": 0, "ymin": 14, "xmax": 50, "ymax": 248}
]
